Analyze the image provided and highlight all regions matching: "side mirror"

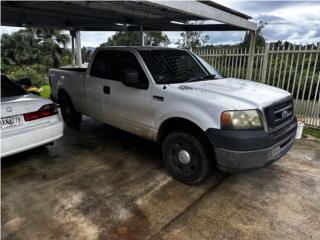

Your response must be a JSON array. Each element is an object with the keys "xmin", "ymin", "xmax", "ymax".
[
  {"xmin": 122, "ymin": 68, "xmax": 139, "ymax": 87},
  {"xmin": 122, "ymin": 69, "xmax": 148, "ymax": 89}
]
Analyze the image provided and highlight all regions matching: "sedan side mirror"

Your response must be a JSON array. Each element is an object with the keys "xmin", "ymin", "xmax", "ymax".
[{"xmin": 122, "ymin": 68, "xmax": 148, "ymax": 89}]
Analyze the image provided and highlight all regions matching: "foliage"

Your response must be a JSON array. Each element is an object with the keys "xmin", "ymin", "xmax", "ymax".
[
  {"xmin": 27, "ymin": 28, "xmax": 70, "ymax": 68},
  {"xmin": 1, "ymin": 31, "xmax": 39, "ymax": 66},
  {"xmin": 176, "ymin": 31, "xmax": 210, "ymax": 50},
  {"xmin": 62, "ymin": 49, "xmax": 73, "ymax": 66},
  {"xmin": 194, "ymin": 41, "xmax": 319, "ymax": 101},
  {"xmin": 304, "ymin": 127, "xmax": 320, "ymax": 139},
  {"xmin": 81, "ymin": 47, "xmax": 94, "ymax": 63},
  {"xmin": 241, "ymin": 21, "xmax": 266, "ymax": 48},
  {"xmin": 4, "ymin": 65, "xmax": 48, "ymax": 87},
  {"xmin": 144, "ymin": 32, "xmax": 170, "ymax": 46},
  {"xmin": 100, "ymin": 31, "xmax": 170, "ymax": 47},
  {"xmin": 262, "ymin": 42, "xmax": 319, "ymax": 100},
  {"xmin": 40, "ymin": 84, "xmax": 51, "ymax": 99},
  {"xmin": 1, "ymin": 28, "xmax": 72, "ymax": 85}
]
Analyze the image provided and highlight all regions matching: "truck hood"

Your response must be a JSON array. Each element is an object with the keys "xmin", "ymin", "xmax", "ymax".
[{"xmin": 169, "ymin": 78, "xmax": 291, "ymax": 109}]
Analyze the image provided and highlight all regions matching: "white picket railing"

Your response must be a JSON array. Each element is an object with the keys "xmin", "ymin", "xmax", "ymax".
[{"xmin": 193, "ymin": 43, "xmax": 320, "ymax": 128}]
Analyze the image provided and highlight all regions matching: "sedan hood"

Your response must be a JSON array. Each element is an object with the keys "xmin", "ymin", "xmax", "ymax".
[{"xmin": 169, "ymin": 78, "xmax": 291, "ymax": 109}]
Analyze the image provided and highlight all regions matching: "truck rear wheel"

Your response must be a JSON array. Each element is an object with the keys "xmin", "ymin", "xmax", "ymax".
[
  {"xmin": 60, "ymin": 94, "xmax": 82, "ymax": 127},
  {"xmin": 162, "ymin": 131, "xmax": 212, "ymax": 184}
]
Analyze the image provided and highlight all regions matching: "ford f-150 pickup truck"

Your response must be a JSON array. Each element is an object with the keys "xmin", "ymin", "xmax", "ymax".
[{"xmin": 49, "ymin": 47, "xmax": 297, "ymax": 184}]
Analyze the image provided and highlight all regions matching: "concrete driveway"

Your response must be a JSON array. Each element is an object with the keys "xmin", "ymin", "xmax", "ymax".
[{"xmin": 2, "ymin": 117, "xmax": 320, "ymax": 240}]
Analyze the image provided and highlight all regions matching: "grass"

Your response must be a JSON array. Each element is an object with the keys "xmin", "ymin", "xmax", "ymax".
[
  {"xmin": 303, "ymin": 127, "xmax": 320, "ymax": 139},
  {"xmin": 40, "ymin": 84, "xmax": 51, "ymax": 99}
]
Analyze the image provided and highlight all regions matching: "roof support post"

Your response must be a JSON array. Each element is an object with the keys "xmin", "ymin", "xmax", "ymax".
[
  {"xmin": 261, "ymin": 43, "xmax": 270, "ymax": 83},
  {"xmin": 246, "ymin": 31, "xmax": 256, "ymax": 80},
  {"xmin": 75, "ymin": 30, "xmax": 82, "ymax": 66},
  {"xmin": 140, "ymin": 26, "xmax": 145, "ymax": 46},
  {"xmin": 70, "ymin": 30, "xmax": 75, "ymax": 66}
]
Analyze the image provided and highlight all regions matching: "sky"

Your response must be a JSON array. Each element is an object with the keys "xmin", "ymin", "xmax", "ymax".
[{"xmin": 1, "ymin": 1, "xmax": 320, "ymax": 47}]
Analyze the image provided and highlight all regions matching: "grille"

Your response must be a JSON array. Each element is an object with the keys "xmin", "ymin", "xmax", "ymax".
[{"xmin": 264, "ymin": 97, "xmax": 294, "ymax": 131}]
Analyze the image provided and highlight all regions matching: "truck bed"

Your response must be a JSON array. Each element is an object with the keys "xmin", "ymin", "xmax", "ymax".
[{"xmin": 49, "ymin": 67, "xmax": 87, "ymax": 105}]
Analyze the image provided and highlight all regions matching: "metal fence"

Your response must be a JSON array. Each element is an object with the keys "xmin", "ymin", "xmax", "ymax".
[{"xmin": 193, "ymin": 43, "xmax": 320, "ymax": 128}]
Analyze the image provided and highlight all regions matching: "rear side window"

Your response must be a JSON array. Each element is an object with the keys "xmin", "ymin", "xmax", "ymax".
[
  {"xmin": 1, "ymin": 75, "xmax": 26, "ymax": 98},
  {"xmin": 90, "ymin": 50, "xmax": 148, "ymax": 85}
]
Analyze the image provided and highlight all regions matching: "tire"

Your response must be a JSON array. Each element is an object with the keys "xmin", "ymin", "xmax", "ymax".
[
  {"xmin": 59, "ymin": 94, "xmax": 82, "ymax": 127},
  {"xmin": 162, "ymin": 131, "xmax": 212, "ymax": 184}
]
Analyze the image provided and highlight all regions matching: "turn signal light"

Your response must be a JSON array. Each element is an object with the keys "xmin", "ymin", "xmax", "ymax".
[{"xmin": 221, "ymin": 112, "xmax": 232, "ymax": 128}]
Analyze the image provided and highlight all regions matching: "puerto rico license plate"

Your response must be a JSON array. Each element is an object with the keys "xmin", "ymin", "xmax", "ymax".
[{"xmin": 1, "ymin": 115, "xmax": 23, "ymax": 129}]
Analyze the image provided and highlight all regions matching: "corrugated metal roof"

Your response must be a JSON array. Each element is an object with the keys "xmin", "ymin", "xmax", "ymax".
[{"xmin": 1, "ymin": 1, "xmax": 256, "ymax": 31}]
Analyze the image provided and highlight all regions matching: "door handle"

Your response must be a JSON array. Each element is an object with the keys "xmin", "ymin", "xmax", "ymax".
[{"xmin": 103, "ymin": 86, "xmax": 110, "ymax": 94}]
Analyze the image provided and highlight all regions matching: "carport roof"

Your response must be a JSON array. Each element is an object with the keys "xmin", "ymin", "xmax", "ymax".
[{"xmin": 1, "ymin": 0, "xmax": 257, "ymax": 31}]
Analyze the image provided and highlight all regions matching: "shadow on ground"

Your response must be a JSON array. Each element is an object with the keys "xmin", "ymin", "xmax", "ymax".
[{"xmin": 2, "ymin": 117, "xmax": 320, "ymax": 240}]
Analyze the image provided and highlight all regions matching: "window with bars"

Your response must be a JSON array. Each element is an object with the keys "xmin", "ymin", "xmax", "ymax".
[{"xmin": 139, "ymin": 50, "xmax": 209, "ymax": 84}]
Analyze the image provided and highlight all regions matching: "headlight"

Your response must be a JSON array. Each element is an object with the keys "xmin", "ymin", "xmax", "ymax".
[{"xmin": 221, "ymin": 110, "xmax": 262, "ymax": 130}]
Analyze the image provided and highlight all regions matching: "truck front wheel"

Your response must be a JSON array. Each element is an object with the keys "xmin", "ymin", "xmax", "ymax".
[
  {"xmin": 162, "ymin": 131, "xmax": 212, "ymax": 184},
  {"xmin": 60, "ymin": 94, "xmax": 82, "ymax": 127}
]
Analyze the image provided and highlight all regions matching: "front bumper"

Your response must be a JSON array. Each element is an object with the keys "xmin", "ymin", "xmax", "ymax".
[{"xmin": 206, "ymin": 118, "xmax": 297, "ymax": 172}]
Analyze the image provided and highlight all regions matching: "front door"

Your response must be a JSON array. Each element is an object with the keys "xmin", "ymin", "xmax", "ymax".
[
  {"xmin": 84, "ymin": 51, "xmax": 110, "ymax": 121},
  {"xmin": 94, "ymin": 50, "xmax": 153, "ymax": 137}
]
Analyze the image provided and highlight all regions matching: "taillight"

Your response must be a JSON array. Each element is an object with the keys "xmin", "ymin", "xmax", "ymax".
[{"xmin": 23, "ymin": 104, "xmax": 58, "ymax": 121}]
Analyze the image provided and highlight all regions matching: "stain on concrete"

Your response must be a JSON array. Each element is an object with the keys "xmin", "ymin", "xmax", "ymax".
[{"xmin": 2, "ymin": 117, "xmax": 319, "ymax": 240}]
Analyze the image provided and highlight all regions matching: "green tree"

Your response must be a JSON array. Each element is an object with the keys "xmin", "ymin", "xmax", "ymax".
[
  {"xmin": 100, "ymin": 31, "xmax": 170, "ymax": 47},
  {"xmin": 144, "ymin": 32, "xmax": 170, "ymax": 46},
  {"xmin": 1, "ymin": 28, "xmax": 71, "ymax": 86},
  {"xmin": 176, "ymin": 31, "xmax": 210, "ymax": 50},
  {"xmin": 81, "ymin": 47, "xmax": 94, "ymax": 63},
  {"xmin": 28, "ymin": 28, "xmax": 70, "ymax": 68},
  {"xmin": 1, "ymin": 30, "xmax": 39, "ymax": 67},
  {"xmin": 241, "ymin": 21, "xmax": 266, "ymax": 48}
]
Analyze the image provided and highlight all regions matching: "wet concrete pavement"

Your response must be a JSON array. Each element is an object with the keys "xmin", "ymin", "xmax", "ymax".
[{"xmin": 2, "ymin": 117, "xmax": 320, "ymax": 240}]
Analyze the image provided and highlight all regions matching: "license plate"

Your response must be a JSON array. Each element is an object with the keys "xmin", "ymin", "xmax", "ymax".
[{"xmin": 1, "ymin": 115, "xmax": 23, "ymax": 129}]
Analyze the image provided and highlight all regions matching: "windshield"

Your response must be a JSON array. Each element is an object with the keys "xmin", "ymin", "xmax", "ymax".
[
  {"xmin": 192, "ymin": 53, "xmax": 222, "ymax": 78},
  {"xmin": 139, "ymin": 50, "xmax": 219, "ymax": 84},
  {"xmin": 1, "ymin": 75, "xmax": 27, "ymax": 98}
]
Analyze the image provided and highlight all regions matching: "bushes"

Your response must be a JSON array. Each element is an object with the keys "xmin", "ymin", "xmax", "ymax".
[
  {"xmin": 4, "ymin": 65, "xmax": 48, "ymax": 87},
  {"xmin": 1, "ymin": 28, "xmax": 71, "ymax": 86}
]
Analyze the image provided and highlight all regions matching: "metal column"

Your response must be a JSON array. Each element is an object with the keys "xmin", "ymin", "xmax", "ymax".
[
  {"xmin": 261, "ymin": 43, "xmax": 270, "ymax": 83},
  {"xmin": 70, "ymin": 30, "xmax": 75, "ymax": 66},
  {"xmin": 246, "ymin": 31, "xmax": 256, "ymax": 80},
  {"xmin": 140, "ymin": 26, "xmax": 145, "ymax": 46},
  {"xmin": 75, "ymin": 30, "xmax": 82, "ymax": 66}
]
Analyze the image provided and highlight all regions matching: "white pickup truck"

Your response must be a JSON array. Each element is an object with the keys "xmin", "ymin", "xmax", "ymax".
[{"xmin": 49, "ymin": 47, "xmax": 297, "ymax": 184}]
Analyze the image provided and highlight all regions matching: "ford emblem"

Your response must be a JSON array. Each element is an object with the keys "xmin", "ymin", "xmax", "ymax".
[{"xmin": 282, "ymin": 110, "xmax": 289, "ymax": 118}]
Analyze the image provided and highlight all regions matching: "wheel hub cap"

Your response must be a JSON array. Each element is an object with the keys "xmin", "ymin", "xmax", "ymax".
[{"xmin": 178, "ymin": 150, "xmax": 191, "ymax": 164}]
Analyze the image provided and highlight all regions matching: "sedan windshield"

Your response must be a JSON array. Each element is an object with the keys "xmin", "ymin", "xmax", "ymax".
[{"xmin": 139, "ymin": 50, "xmax": 221, "ymax": 84}]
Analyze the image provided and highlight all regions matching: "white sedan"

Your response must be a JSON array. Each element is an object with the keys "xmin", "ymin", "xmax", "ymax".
[{"xmin": 1, "ymin": 75, "xmax": 64, "ymax": 157}]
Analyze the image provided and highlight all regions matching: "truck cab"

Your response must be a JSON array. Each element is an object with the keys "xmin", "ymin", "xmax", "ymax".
[{"xmin": 49, "ymin": 47, "xmax": 297, "ymax": 184}]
